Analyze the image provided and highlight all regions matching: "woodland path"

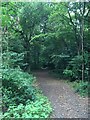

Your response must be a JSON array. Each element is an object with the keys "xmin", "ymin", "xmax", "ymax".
[{"xmin": 33, "ymin": 71, "xmax": 88, "ymax": 118}]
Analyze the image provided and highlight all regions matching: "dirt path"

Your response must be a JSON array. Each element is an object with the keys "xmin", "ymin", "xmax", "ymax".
[{"xmin": 34, "ymin": 71, "xmax": 88, "ymax": 118}]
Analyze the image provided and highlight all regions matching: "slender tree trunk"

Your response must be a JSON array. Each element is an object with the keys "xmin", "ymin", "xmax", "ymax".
[
  {"xmin": 80, "ymin": 2, "xmax": 85, "ymax": 81},
  {"xmin": 81, "ymin": 17, "xmax": 84, "ymax": 81}
]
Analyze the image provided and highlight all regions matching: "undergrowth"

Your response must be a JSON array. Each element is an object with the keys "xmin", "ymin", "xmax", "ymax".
[
  {"xmin": 2, "ymin": 68, "xmax": 52, "ymax": 118},
  {"xmin": 72, "ymin": 80, "xmax": 88, "ymax": 97},
  {"xmin": 65, "ymin": 80, "xmax": 88, "ymax": 97},
  {"xmin": 3, "ymin": 93, "xmax": 52, "ymax": 118}
]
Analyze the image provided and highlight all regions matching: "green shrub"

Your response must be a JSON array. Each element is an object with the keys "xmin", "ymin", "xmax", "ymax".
[
  {"xmin": 63, "ymin": 54, "xmax": 89, "ymax": 81},
  {"xmin": 2, "ymin": 68, "xmax": 36, "ymax": 109},
  {"xmin": 63, "ymin": 69, "xmax": 73, "ymax": 79},
  {"xmin": 2, "ymin": 68, "xmax": 52, "ymax": 118},
  {"xmin": 2, "ymin": 68, "xmax": 35, "ymax": 87},
  {"xmin": 73, "ymin": 81, "xmax": 88, "ymax": 97},
  {"xmin": 2, "ymin": 51, "xmax": 25, "ymax": 69},
  {"xmin": 3, "ymin": 94, "xmax": 52, "ymax": 118}
]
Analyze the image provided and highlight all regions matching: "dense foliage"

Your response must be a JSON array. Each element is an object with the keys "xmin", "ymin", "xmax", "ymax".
[
  {"xmin": 4, "ymin": 94, "xmax": 52, "ymax": 118},
  {"xmin": 2, "ymin": 68, "xmax": 52, "ymax": 118},
  {"xmin": 2, "ymin": 68, "xmax": 36, "ymax": 107},
  {"xmin": 1, "ymin": 1, "xmax": 89, "ymax": 118},
  {"xmin": 1, "ymin": 2, "xmax": 53, "ymax": 118},
  {"xmin": 73, "ymin": 80, "xmax": 88, "ymax": 97}
]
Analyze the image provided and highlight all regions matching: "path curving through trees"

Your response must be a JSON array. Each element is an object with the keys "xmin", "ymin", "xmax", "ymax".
[{"xmin": 34, "ymin": 71, "xmax": 88, "ymax": 118}]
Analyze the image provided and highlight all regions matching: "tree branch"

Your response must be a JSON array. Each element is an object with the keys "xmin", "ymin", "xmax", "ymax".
[{"xmin": 68, "ymin": 9, "xmax": 75, "ymax": 27}]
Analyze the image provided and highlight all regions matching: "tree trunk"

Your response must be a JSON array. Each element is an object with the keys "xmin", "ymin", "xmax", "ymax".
[
  {"xmin": 81, "ymin": 17, "xmax": 84, "ymax": 81},
  {"xmin": 80, "ymin": 2, "xmax": 85, "ymax": 81}
]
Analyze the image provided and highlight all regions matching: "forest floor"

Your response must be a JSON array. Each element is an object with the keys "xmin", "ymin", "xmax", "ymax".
[{"xmin": 33, "ymin": 71, "xmax": 88, "ymax": 118}]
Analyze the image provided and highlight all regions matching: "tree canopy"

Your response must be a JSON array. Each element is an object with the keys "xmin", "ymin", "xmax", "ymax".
[
  {"xmin": 2, "ymin": 2, "xmax": 89, "ymax": 80},
  {"xmin": 1, "ymin": 2, "xmax": 89, "ymax": 118}
]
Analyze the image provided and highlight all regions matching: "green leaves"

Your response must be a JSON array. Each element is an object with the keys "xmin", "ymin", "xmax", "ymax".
[
  {"xmin": 63, "ymin": 53, "xmax": 89, "ymax": 81},
  {"xmin": 3, "ymin": 93, "xmax": 52, "ymax": 118},
  {"xmin": 2, "ymin": 68, "xmax": 52, "ymax": 118},
  {"xmin": 2, "ymin": 68, "xmax": 36, "ymax": 107},
  {"xmin": 73, "ymin": 81, "xmax": 88, "ymax": 97},
  {"xmin": 63, "ymin": 69, "xmax": 73, "ymax": 78},
  {"xmin": 2, "ymin": 2, "xmax": 18, "ymax": 27}
]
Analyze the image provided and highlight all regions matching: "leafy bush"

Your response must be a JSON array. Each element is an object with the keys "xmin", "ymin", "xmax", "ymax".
[
  {"xmin": 3, "ymin": 94, "xmax": 52, "ymax": 118},
  {"xmin": 2, "ymin": 68, "xmax": 36, "ymax": 108},
  {"xmin": 2, "ymin": 68, "xmax": 52, "ymax": 118},
  {"xmin": 63, "ymin": 54, "xmax": 89, "ymax": 81},
  {"xmin": 63, "ymin": 55, "xmax": 82, "ymax": 80},
  {"xmin": 2, "ymin": 51, "xmax": 24, "ymax": 69},
  {"xmin": 73, "ymin": 81, "xmax": 88, "ymax": 97},
  {"xmin": 2, "ymin": 68, "xmax": 35, "ymax": 86},
  {"xmin": 63, "ymin": 69, "xmax": 73, "ymax": 79}
]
